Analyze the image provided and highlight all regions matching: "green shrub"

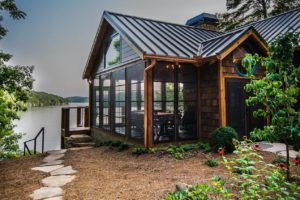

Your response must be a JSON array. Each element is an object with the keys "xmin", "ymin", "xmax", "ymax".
[
  {"xmin": 118, "ymin": 143, "xmax": 129, "ymax": 151},
  {"xmin": 196, "ymin": 141, "xmax": 212, "ymax": 152},
  {"xmin": 175, "ymin": 152, "xmax": 183, "ymax": 160},
  {"xmin": 132, "ymin": 147, "xmax": 147, "ymax": 155},
  {"xmin": 180, "ymin": 144, "xmax": 196, "ymax": 151},
  {"xmin": 205, "ymin": 158, "xmax": 219, "ymax": 167},
  {"xmin": 211, "ymin": 126, "xmax": 238, "ymax": 153},
  {"xmin": 111, "ymin": 140, "xmax": 123, "ymax": 147},
  {"xmin": 148, "ymin": 147, "xmax": 157, "ymax": 154}
]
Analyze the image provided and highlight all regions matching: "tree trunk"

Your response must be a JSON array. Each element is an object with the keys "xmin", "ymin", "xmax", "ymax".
[
  {"xmin": 261, "ymin": 0, "xmax": 268, "ymax": 18},
  {"xmin": 285, "ymin": 141, "xmax": 290, "ymax": 181}
]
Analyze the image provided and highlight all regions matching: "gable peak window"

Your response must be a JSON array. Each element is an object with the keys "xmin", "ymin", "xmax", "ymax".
[{"xmin": 105, "ymin": 33, "xmax": 121, "ymax": 68}]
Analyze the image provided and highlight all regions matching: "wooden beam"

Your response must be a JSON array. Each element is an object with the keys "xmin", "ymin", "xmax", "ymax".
[
  {"xmin": 143, "ymin": 54, "xmax": 199, "ymax": 64},
  {"xmin": 144, "ymin": 59, "xmax": 156, "ymax": 148}
]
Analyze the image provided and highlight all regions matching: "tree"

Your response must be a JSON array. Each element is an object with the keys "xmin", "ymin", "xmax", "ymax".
[
  {"xmin": 218, "ymin": 0, "xmax": 300, "ymax": 31},
  {"xmin": 242, "ymin": 32, "xmax": 300, "ymax": 180},
  {"xmin": 0, "ymin": 0, "xmax": 33, "ymax": 159}
]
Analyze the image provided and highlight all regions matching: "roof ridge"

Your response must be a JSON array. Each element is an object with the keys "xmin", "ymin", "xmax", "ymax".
[
  {"xmin": 232, "ymin": 7, "xmax": 300, "ymax": 31},
  {"xmin": 200, "ymin": 28, "xmax": 246, "ymax": 44},
  {"xmin": 105, "ymin": 10, "xmax": 222, "ymax": 34}
]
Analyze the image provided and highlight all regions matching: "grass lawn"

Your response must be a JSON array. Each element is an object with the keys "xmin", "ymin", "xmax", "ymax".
[{"xmin": 0, "ymin": 146, "xmax": 299, "ymax": 200}]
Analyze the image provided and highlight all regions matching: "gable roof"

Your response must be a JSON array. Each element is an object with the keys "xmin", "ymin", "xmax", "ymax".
[
  {"xmin": 228, "ymin": 7, "xmax": 300, "ymax": 43},
  {"xmin": 105, "ymin": 11, "xmax": 222, "ymax": 58},
  {"xmin": 83, "ymin": 8, "xmax": 299, "ymax": 79}
]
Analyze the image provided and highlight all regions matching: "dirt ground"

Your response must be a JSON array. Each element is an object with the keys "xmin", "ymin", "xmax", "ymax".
[
  {"xmin": 0, "ymin": 147, "xmax": 299, "ymax": 200},
  {"xmin": 0, "ymin": 154, "xmax": 46, "ymax": 200}
]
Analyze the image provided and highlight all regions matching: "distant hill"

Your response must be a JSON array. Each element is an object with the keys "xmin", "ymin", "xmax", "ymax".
[
  {"xmin": 67, "ymin": 96, "xmax": 89, "ymax": 103},
  {"xmin": 28, "ymin": 91, "xmax": 70, "ymax": 107}
]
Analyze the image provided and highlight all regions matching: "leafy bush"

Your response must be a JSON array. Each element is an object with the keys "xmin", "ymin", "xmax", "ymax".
[
  {"xmin": 211, "ymin": 126, "xmax": 238, "ymax": 153},
  {"xmin": 196, "ymin": 141, "xmax": 212, "ymax": 152},
  {"xmin": 95, "ymin": 140, "xmax": 128, "ymax": 151},
  {"xmin": 118, "ymin": 143, "xmax": 129, "ymax": 151},
  {"xmin": 132, "ymin": 147, "xmax": 147, "ymax": 155},
  {"xmin": 148, "ymin": 147, "xmax": 157, "ymax": 154},
  {"xmin": 175, "ymin": 152, "xmax": 183, "ymax": 160},
  {"xmin": 205, "ymin": 158, "xmax": 219, "ymax": 167}
]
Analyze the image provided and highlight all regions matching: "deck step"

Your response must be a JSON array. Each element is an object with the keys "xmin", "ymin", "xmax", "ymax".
[
  {"xmin": 72, "ymin": 142, "xmax": 96, "ymax": 147},
  {"xmin": 70, "ymin": 134, "xmax": 92, "ymax": 143}
]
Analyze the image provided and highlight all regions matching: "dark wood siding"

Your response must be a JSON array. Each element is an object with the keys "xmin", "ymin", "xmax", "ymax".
[
  {"xmin": 198, "ymin": 61, "xmax": 220, "ymax": 137},
  {"xmin": 121, "ymin": 39, "xmax": 139, "ymax": 63}
]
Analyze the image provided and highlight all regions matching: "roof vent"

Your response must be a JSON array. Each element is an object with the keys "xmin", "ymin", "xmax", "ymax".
[{"xmin": 186, "ymin": 13, "xmax": 219, "ymax": 31}]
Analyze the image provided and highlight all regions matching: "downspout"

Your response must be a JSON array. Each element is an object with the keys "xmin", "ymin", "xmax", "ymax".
[{"xmin": 144, "ymin": 59, "xmax": 157, "ymax": 148}]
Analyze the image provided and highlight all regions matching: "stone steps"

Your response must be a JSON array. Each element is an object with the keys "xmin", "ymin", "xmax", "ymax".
[
  {"xmin": 69, "ymin": 134, "xmax": 92, "ymax": 143},
  {"xmin": 72, "ymin": 142, "xmax": 96, "ymax": 147}
]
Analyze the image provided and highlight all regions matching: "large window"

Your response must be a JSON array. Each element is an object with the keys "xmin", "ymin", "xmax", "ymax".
[
  {"xmin": 105, "ymin": 33, "xmax": 121, "ymax": 67},
  {"xmin": 153, "ymin": 64, "xmax": 197, "ymax": 143},
  {"xmin": 112, "ymin": 69, "xmax": 126, "ymax": 135},
  {"xmin": 128, "ymin": 63, "xmax": 145, "ymax": 141},
  {"xmin": 92, "ymin": 76, "xmax": 100, "ymax": 127},
  {"xmin": 101, "ymin": 74, "xmax": 111, "ymax": 130}
]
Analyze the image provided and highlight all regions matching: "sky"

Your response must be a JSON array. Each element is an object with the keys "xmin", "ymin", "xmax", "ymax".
[{"xmin": 1, "ymin": 0, "xmax": 226, "ymax": 97}]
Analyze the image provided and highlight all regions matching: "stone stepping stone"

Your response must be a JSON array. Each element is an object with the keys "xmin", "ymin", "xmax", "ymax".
[
  {"xmin": 47, "ymin": 149, "xmax": 67, "ymax": 155},
  {"xmin": 42, "ymin": 175, "xmax": 76, "ymax": 187},
  {"xmin": 30, "ymin": 187, "xmax": 63, "ymax": 200},
  {"xmin": 43, "ymin": 154, "xmax": 65, "ymax": 163},
  {"xmin": 44, "ymin": 197, "xmax": 63, "ymax": 200},
  {"xmin": 51, "ymin": 166, "xmax": 77, "ymax": 176},
  {"xmin": 32, "ymin": 165, "xmax": 64, "ymax": 173},
  {"xmin": 40, "ymin": 160, "xmax": 64, "ymax": 167}
]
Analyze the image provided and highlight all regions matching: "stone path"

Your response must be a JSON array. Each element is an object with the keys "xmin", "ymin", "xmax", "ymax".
[
  {"xmin": 259, "ymin": 141, "xmax": 299, "ymax": 158},
  {"xmin": 30, "ymin": 149, "xmax": 77, "ymax": 200}
]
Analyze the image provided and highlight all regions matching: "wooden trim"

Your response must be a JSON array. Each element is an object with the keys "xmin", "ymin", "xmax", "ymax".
[
  {"xmin": 218, "ymin": 60, "xmax": 226, "ymax": 126},
  {"xmin": 143, "ymin": 54, "xmax": 199, "ymax": 64},
  {"xmin": 144, "ymin": 59, "xmax": 157, "ymax": 148},
  {"xmin": 217, "ymin": 30, "xmax": 269, "ymax": 60}
]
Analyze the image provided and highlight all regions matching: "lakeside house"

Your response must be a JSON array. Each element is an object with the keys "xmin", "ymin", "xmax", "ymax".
[{"xmin": 82, "ymin": 8, "xmax": 300, "ymax": 147}]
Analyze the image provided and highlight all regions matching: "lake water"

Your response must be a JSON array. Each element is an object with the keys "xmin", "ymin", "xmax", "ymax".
[{"xmin": 14, "ymin": 103, "xmax": 88, "ymax": 152}]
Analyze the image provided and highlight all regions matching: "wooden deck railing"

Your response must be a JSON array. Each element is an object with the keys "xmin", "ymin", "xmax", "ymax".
[{"xmin": 61, "ymin": 106, "xmax": 90, "ymax": 148}]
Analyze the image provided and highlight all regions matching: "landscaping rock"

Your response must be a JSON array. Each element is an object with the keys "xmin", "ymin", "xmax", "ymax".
[
  {"xmin": 42, "ymin": 175, "xmax": 76, "ymax": 187},
  {"xmin": 32, "ymin": 165, "xmax": 64, "ymax": 173},
  {"xmin": 51, "ymin": 166, "xmax": 77, "ymax": 176},
  {"xmin": 44, "ymin": 197, "xmax": 63, "ymax": 200},
  {"xmin": 40, "ymin": 160, "xmax": 64, "ymax": 166},
  {"xmin": 43, "ymin": 154, "xmax": 65, "ymax": 163},
  {"xmin": 30, "ymin": 187, "xmax": 63, "ymax": 200},
  {"xmin": 176, "ymin": 182, "xmax": 192, "ymax": 191},
  {"xmin": 47, "ymin": 149, "xmax": 67, "ymax": 155},
  {"xmin": 278, "ymin": 150, "xmax": 299, "ymax": 158}
]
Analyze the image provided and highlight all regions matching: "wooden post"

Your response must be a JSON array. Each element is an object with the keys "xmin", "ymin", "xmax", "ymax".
[
  {"xmin": 65, "ymin": 108, "xmax": 70, "ymax": 137},
  {"xmin": 144, "ymin": 60, "xmax": 156, "ymax": 148},
  {"xmin": 77, "ymin": 108, "xmax": 82, "ymax": 127},
  {"xmin": 219, "ymin": 60, "xmax": 226, "ymax": 126},
  {"xmin": 84, "ymin": 107, "xmax": 89, "ymax": 128}
]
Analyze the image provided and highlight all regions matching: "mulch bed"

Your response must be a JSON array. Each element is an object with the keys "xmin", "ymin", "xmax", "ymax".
[
  {"xmin": 0, "ymin": 148, "xmax": 299, "ymax": 200},
  {"xmin": 0, "ymin": 154, "xmax": 46, "ymax": 200}
]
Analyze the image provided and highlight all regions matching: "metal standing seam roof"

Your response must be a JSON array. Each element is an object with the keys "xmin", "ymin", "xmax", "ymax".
[
  {"xmin": 104, "ymin": 11, "xmax": 222, "ymax": 59},
  {"xmin": 83, "ymin": 8, "xmax": 300, "ymax": 78},
  {"xmin": 227, "ymin": 7, "xmax": 300, "ymax": 44}
]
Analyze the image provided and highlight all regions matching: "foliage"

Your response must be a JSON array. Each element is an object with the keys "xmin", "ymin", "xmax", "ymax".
[
  {"xmin": 164, "ymin": 139, "xmax": 300, "ymax": 200},
  {"xmin": 196, "ymin": 141, "xmax": 212, "ymax": 152},
  {"xmin": 242, "ymin": 32, "xmax": 300, "ymax": 179},
  {"xmin": 148, "ymin": 147, "xmax": 157, "ymax": 153},
  {"xmin": 223, "ymin": 139, "xmax": 300, "ymax": 199},
  {"xmin": 205, "ymin": 158, "xmax": 219, "ymax": 167},
  {"xmin": 0, "ymin": 0, "xmax": 33, "ymax": 160},
  {"xmin": 28, "ymin": 91, "xmax": 69, "ymax": 107},
  {"xmin": 293, "ymin": 133, "xmax": 300, "ymax": 151},
  {"xmin": 95, "ymin": 139, "xmax": 129, "ymax": 151},
  {"xmin": 132, "ymin": 147, "xmax": 147, "ymax": 155},
  {"xmin": 175, "ymin": 152, "xmax": 183, "ymax": 160},
  {"xmin": 218, "ymin": 0, "xmax": 300, "ymax": 31},
  {"xmin": 211, "ymin": 126, "xmax": 238, "ymax": 153}
]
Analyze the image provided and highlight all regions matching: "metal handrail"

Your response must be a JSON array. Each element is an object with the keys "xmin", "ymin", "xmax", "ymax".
[{"xmin": 23, "ymin": 127, "xmax": 45, "ymax": 156}]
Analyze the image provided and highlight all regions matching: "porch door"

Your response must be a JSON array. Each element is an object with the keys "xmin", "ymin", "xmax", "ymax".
[{"xmin": 225, "ymin": 78, "xmax": 264, "ymax": 138}]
